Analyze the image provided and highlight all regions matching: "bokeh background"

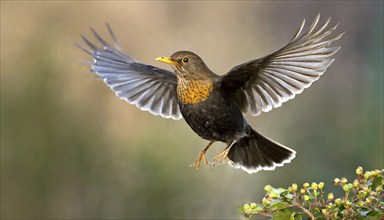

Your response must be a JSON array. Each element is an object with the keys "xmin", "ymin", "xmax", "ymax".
[{"xmin": 1, "ymin": 1, "xmax": 383, "ymax": 219}]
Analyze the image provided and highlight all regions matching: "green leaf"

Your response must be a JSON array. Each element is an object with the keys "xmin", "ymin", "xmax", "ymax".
[
  {"xmin": 361, "ymin": 209, "xmax": 370, "ymax": 217},
  {"xmin": 269, "ymin": 200, "xmax": 289, "ymax": 211},
  {"xmin": 284, "ymin": 193, "xmax": 295, "ymax": 200},
  {"xmin": 268, "ymin": 186, "xmax": 288, "ymax": 198},
  {"xmin": 366, "ymin": 210, "xmax": 383, "ymax": 220},
  {"xmin": 371, "ymin": 176, "xmax": 382, "ymax": 190},
  {"xmin": 293, "ymin": 213, "xmax": 303, "ymax": 220},
  {"xmin": 313, "ymin": 211, "xmax": 326, "ymax": 220},
  {"xmin": 272, "ymin": 208, "xmax": 295, "ymax": 220}
]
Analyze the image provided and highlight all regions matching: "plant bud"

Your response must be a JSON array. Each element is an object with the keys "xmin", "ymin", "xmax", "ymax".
[
  {"xmin": 333, "ymin": 178, "xmax": 340, "ymax": 185},
  {"xmin": 353, "ymin": 179, "xmax": 359, "ymax": 188},
  {"xmin": 372, "ymin": 170, "xmax": 379, "ymax": 177},
  {"xmin": 304, "ymin": 195, "xmax": 310, "ymax": 201},
  {"xmin": 341, "ymin": 177, "xmax": 348, "ymax": 184},
  {"xmin": 322, "ymin": 209, "xmax": 328, "ymax": 215},
  {"xmin": 250, "ymin": 203, "xmax": 257, "ymax": 208},
  {"xmin": 303, "ymin": 182, "xmax": 309, "ymax": 188},
  {"xmin": 264, "ymin": 185, "xmax": 272, "ymax": 192},
  {"xmin": 311, "ymin": 182, "xmax": 318, "ymax": 190},
  {"xmin": 318, "ymin": 182, "xmax": 325, "ymax": 189},
  {"xmin": 345, "ymin": 200, "xmax": 352, "ymax": 207},
  {"xmin": 262, "ymin": 198, "xmax": 269, "ymax": 206},
  {"xmin": 335, "ymin": 198, "xmax": 343, "ymax": 205},
  {"xmin": 327, "ymin": 193, "xmax": 334, "ymax": 201},
  {"xmin": 356, "ymin": 166, "xmax": 363, "ymax": 175},
  {"xmin": 292, "ymin": 183, "xmax": 298, "ymax": 191},
  {"xmin": 364, "ymin": 171, "xmax": 371, "ymax": 179},
  {"xmin": 255, "ymin": 207, "xmax": 263, "ymax": 212},
  {"xmin": 343, "ymin": 185, "xmax": 349, "ymax": 192}
]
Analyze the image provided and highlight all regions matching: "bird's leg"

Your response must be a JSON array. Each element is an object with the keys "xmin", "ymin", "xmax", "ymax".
[
  {"xmin": 190, "ymin": 141, "xmax": 214, "ymax": 170},
  {"xmin": 212, "ymin": 141, "xmax": 235, "ymax": 167}
]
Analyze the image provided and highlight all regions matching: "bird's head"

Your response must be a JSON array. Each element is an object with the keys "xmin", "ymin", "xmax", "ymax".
[{"xmin": 156, "ymin": 51, "xmax": 215, "ymax": 79}]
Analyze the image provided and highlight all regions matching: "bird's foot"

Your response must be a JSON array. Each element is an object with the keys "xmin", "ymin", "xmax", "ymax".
[
  {"xmin": 212, "ymin": 148, "xmax": 230, "ymax": 167},
  {"xmin": 190, "ymin": 151, "xmax": 212, "ymax": 170}
]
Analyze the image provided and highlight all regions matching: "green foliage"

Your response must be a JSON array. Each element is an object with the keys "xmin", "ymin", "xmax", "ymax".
[{"xmin": 242, "ymin": 167, "xmax": 384, "ymax": 220}]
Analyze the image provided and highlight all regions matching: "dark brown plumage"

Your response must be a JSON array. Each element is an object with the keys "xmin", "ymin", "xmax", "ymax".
[{"xmin": 78, "ymin": 14, "xmax": 343, "ymax": 173}]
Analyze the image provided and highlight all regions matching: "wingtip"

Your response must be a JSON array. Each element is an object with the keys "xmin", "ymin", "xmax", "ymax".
[
  {"xmin": 308, "ymin": 13, "xmax": 321, "ymax": 34},
  {"xmin": 290, "ymin": 18, "xmax": 306, "ymax": 42},
  {"xmin": 89, "ymin": 27, "xmax": 96, "ymax": 33},
  {"xmin": 76, "ymin": 42, "xmax": 93, "ymax": 55},
  {"xmin": 81, "ymin": 34, "xmax": 99, "ymax": 50},
  {"xmin": 105, "ymin": 22, "xmax": 111, "ymax": 30},
  {"xmin": 106, "ymin": 23, "xmax": 119, "ymax": 46}
]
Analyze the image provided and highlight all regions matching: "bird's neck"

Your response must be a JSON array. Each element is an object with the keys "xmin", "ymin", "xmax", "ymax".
[{"xmin": 176, "ymin": 76, "xmax": 213, "ymax": 105}]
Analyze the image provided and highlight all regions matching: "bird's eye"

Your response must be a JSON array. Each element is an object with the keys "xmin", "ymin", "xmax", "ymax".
[{"xmin": 182, "ymin": 57, "xmax": 189, "ymax": 64}]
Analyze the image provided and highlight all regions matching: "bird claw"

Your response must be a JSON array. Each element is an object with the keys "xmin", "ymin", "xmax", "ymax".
[
  {"xmin": 212, "ymin": 149, "xmax": 230, "ymax": 167},
  {"xmin": 190, "ymin": 150, "xmax": 212, "ymax": 170}
]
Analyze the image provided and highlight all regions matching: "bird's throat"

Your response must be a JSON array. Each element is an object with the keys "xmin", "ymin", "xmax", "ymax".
[{"xmin": 177, "ymin": 77, "xmax": 213, "ymax": 105}]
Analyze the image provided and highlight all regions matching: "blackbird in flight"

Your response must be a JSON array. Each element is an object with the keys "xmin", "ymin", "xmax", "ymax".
[{"xmin": 78, "ymin": 14, "xmax": 343, "ymax": 174}]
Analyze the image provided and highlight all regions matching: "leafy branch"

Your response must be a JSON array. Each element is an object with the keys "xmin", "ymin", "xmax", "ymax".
[{"xmin": 242, "ymin": 167, "xmax": 384, "ymax": 219}]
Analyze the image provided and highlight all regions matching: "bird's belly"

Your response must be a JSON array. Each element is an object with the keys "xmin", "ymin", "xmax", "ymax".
[{"xmin": 179, "ymin": 98, "xmax": 247, "ymax": 142}]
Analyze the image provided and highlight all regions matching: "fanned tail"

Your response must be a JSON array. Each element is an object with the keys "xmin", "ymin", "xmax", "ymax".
[{"xmin": 227, "ymin": 127, "xmax": 296, "ymax": 174}]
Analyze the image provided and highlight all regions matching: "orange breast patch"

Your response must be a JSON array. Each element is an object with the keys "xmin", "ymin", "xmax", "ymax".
[{"xmin": 177, "ymin": 79, "xmax": 213, "ymax": 104}]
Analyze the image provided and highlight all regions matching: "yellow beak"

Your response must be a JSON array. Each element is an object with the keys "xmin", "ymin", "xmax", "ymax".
[{"xmin": 155, "ymin": 56, "xmax": 179, "ymax": 66}]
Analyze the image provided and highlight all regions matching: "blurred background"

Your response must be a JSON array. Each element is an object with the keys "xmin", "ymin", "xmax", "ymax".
[{"xmin": 1, "ymin": 1, "xmax": 383, "ymax": 219}]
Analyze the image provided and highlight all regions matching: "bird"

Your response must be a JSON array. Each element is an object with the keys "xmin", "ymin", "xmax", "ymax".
[{"xmin": 77, "ymin": 14, "xmax": 343, "ymax": 174}]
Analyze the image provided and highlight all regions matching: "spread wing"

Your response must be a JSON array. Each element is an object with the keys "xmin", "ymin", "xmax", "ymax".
[
  {"xmin": 77, "ymin": 24, "xmax": 182, "ymax": 120},
  {"xmin": 221, "ymin": 14, "xmax": 344, "ymax": 116}
]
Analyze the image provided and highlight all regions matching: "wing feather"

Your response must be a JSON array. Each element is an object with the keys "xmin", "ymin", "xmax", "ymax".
[
  {"xmin": 221, "ymin": 14, "xmax": 343, "ymax": 116},
  {"xmin": 78, "ymin": 25, "xmax": 182, "ymax": 120}
]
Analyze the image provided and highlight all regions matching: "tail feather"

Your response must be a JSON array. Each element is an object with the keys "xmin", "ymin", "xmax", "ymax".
[{"xmin": 227, "ymin": 128, "xmax": 296, "ymax": 174}]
